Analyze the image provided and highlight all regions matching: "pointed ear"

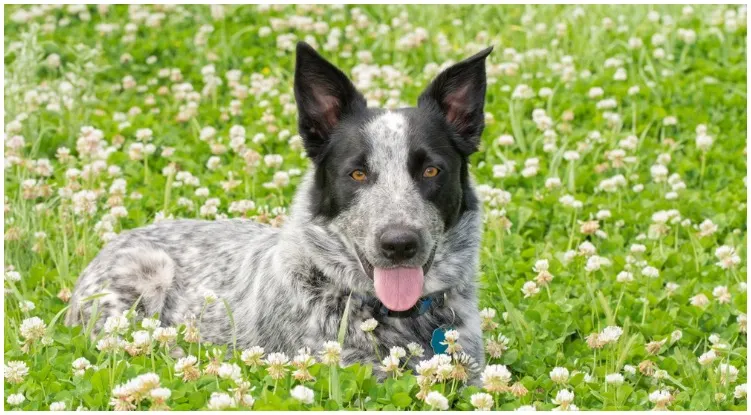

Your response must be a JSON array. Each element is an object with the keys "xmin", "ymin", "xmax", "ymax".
[
  {"xmin": 294, "ymin": 41, "xmax": 366, "ymax": 161},
  {"xmin": 418, "ymin": 46, "xmax": 493, "ymax": 155}
]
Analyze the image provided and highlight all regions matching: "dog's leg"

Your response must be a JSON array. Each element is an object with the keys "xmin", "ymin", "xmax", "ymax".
[
  {"xmin": 450, "ymin": 288, "xmax": 486, "ymax": 386},
  {"xmin": 66, "ymin": 246, "xmax": 177, "ymax": 332}
]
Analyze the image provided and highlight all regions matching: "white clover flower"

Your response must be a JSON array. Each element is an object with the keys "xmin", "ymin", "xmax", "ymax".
[
  {"xmin": 425, "ymin": 391, "xmax": 449, "ymax": 410},
  {"xmin": 470, "ymin": 392, "xmax": 494, "ymax": 411},
  {"xmin": 698, "ymin": 350, "xmax": 717, "ymax": 366},
  {"xmin": 481, "ymin": 364, "xmax": 512, "ymax": 393},
  {"xmin": 132, "ymin": 330, "xmax": 151, "ymax": 348},
  {"xmin": 389, "ymin": 346, "xmax": 406, "ymax": 359},
  {"xmin": 141, "ymin": 318, "xmax": 160, "ymax": 331},
  {"xmin": 497, "ymin": 134, "xmax": 515, "ymax": 146},
  {"xmin": 7, "ymin": 393, "xmax": 25, "ymax": 406},
  {"xmin": 174, "ymin": 355, "xmax": 200, "ymax": 381},
  {"xmin": 406, "ymin": 342, "xmax": 424, "ymax": 357},
  {"xmin": 203, "ymin": 290, "xmax": 218, "ymax": 304},
  {"xmin": 480, "ymin": 307, "xmax": 497, "ymax": 320},
  {"xmin": 649, "ymin": 389, "xmax": 671, "ymax": 410},
  {"xmin": 533, "ymin": 259, "xmax": 549, "ymax": 272},
  {"xmin": 545, "ymin": 177, "xmax": 562, "ymax": 190},
  {"xmin": 696, "ymin": 133, "xmax": 713, "ymax": 151},
  {"xmin": 360, "ymin": 318, "xmax": 378, "ymax": 332},
  {"xmin": 4, "ymin": 361, "xmax": 29, "ymax": 384},
  {"xmin": 207, "ymin": 392, "xmax": 236, "ymax": 410},
  {"xmin": 97, "ymin": 335, "xmax": 126, "ymax": 353},
  {"xmin": 738, "ymin": 313, "xmax": 747, "ymax": 334},
  {"xmin": 552, "ymin": 389, "xmax": 575, "ymax": 409},
  {"xmin": 600, "ymin": 326, "xmax": 623, "ymax": 344},
  {"xmin": 103, "ymin": 314, "xmax": 129, "ymax": 336},
  {"xmin": 623, "ymin": 365, "xmax": 636, "ymax": 376},
  {"xmin": 563, "ymin": 150, "xmax": 580, "ymax": 161},
  {"xmin": 5, "ymin": 270, "xmax": 22, "ymax": 282},
  {"xmin": 218, "ymin": 363, "xmax": 242, "ymax": 382},
  {"xmin": 578, "ymin": 241, "xmax": 596, "ymax": 256},
  {"xmin": 241, "ymin": 346, "xmax": 265, "ymax": 366},
  {"xmin": 290, "ymin": 385, "xmax": 315, "ymax": 405},
  {"xmin": 690, "ymin": 293, "xmax": 710, "ymax": 308},
  {"xmin": 261, "ymin": 351, "xmax": 288, "ymax": 380},
  {"xmin": 512, "ymin": 84, "xmax": 534, "ymax": 100},
  {"xmin": 19, "ymin": 300, "xmax": 35, "ymax": 313},
  {"xmin": 606, "ymin": 373, "xmax": 625, "ymax": 385},
  {"xmin": 698, "ymin": 219, "xmax": 718, "ymax": 237},
  {"xmin": 712, "ymin": 285, "xmax": 731, "ymax": 304},
  {"xmin": 613, "ymin": 68, "xmax": 627, "ymax": 81},
  {"xmin": 585, "ymin": 255, "xmax": 604, "ymax": 272},
  {"xmin": 72, "ymin": 357, "xmax": 92, "ymax": 376},
  {"xmin": 642, "ymin": 266, "xmax": 660, "ymax": 279},
  {"xmin": 588, "ymin": 87, "xmax": 604, "ymax": 99},
  {"xmin": 550, "ymin": 367, "xmax": 569, "ymax": 384},
  {"xmin": 718, "ymin": 364, "xmax": 739, "ymax": 385},
  {"xmin": 521, "ymin": 281, "xmax": 540, "ymax": 298},
  {"xmin": 20, "ymin": 316, "xmax": 47, "ymax": 341},
  {"xmin": 151, "ymin": 387, "xmax": 171, "ymax": 401},
  {"xmin": 50, "ymin": 401, "xmax": 66, "ymax": 411},
  {"xmin": 153, "ymin": 327, "xmax": 177, "ymax": 346},
  {"xmin": 715, "ymin": 246, "xmax": 741, "ymax": 269},
  {"xmin": 380, "ymin": 355, "xmax": 401, "ymax": 376},
  {"xmin": 734, "ymin": 383, "xmax": 747, "ymax": 399},
  {"xmin": 443, "ymin": 330, "xmax": 459, "ymax": 343},
  {"xmin": 650, "ymin": 164, "xmax": 669, "ymax": 182},
  {"xmin": 319, "ymin": 341, "xmax": 342, "ymax": 365},
  {"xmin": 630, "ymin": 244, "xmax": 646, "ymax": 254},
  {"xmin": 628, "ymin": 37, "xmax": 643, "ymax": 49}
]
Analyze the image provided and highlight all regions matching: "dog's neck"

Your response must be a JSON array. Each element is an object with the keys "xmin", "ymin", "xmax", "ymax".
[{"xmin": 279, "ymin": 168, "xmax": 483, "ymax": 297}]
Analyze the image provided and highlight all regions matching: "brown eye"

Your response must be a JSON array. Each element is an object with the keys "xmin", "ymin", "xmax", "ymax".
[
  {"xmin": 350, "ymin": 169, "xmax": 367, "ymax": 182},
  {"xmin": 423, "ymin": 166, "xmax": 440, "ymax": 178}
]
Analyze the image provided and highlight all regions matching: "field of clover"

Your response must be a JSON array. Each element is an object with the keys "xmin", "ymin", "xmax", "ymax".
[{"xmin": 3, "ymin": 4, "xmax": 748, "ymax": 411}]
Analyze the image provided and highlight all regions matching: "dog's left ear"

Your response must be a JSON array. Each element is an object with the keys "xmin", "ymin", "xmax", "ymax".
[
  {"xmin": 418, "ymin": 46, "xmax": 493, "ymax": 155},
  {"xmin": 294, "ymin": 41, "xmax": 367, "ymax": 162}
]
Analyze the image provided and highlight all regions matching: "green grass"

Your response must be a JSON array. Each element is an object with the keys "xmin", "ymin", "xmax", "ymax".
[{"xmin": 3, "ymin": 4, "xmax": 747, "ymax": 411}]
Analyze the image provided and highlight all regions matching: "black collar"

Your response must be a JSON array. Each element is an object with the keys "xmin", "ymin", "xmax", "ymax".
[{"xmin": 353, "ymin": 291, "xmax": 448, "ymax": 319}]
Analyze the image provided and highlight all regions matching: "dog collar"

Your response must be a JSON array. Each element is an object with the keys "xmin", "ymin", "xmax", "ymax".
[{"xmin": 354, "ymin": 291, "xmax": 448, "ymax": 319}]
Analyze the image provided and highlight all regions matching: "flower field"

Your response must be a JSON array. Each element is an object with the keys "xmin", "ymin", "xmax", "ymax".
[{"xmin": 3, "ymin": 4, "xmax": 748, "ymax": 411}]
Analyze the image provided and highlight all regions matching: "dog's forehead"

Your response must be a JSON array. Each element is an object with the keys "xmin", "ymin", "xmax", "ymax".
[{"xmin": 363, "ymin": 111, "xmax": 410, "ymax": 172}]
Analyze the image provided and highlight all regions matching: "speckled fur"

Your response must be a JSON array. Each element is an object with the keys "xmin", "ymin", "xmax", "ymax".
[{"xmin": 67, "ymin": 87, "xmax": 485, "ymax": 380}]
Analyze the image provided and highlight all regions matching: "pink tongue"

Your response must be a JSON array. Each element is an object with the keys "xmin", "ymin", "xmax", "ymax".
[{"xmin": 373, "ymin": 267, "xmax": 424, "ymax": 311}]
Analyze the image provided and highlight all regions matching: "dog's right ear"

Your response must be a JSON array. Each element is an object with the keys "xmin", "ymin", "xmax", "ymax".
[
  {"xmin": 294, "ymin": 42, "xmax": 366, "ymax": 161},
  {"xmin": 418, "ymin": 46, "xmax": 493, "ymax": 156}
]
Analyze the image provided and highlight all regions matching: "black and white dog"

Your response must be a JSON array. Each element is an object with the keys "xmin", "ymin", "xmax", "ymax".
[{"xmin": 67, "ymin": 42, "xmax": 492, "ymax": 374}]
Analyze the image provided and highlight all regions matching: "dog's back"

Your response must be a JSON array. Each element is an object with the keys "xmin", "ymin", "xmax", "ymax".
[{"xmin": 65, "ymin": 219, "xmax": 278, "ymax": 331}]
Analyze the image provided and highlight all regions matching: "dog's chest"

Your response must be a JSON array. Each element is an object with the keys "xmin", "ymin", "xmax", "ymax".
[{"xmin": 345, "ymin": 293, "xmax": 461, "ymax": 356}]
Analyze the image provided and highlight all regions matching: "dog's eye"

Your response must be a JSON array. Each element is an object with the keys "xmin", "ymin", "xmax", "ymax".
[
  {"xmin": 350, "ymin": 169, "xmax": 367, "ymax": 182},
  {"xmin": 423, "ymin": 166, "xmax": 440, "ymax": 178}
]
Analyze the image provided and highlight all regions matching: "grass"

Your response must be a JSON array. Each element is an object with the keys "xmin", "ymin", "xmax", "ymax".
[{"xmin": 3, "ymin": 4, "xmax": 747, "ymax": 411}]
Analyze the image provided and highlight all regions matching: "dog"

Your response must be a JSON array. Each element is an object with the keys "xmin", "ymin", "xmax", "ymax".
[{"xmin": 66, "ymin": 42, "xmax": 492, "ymax": 376}]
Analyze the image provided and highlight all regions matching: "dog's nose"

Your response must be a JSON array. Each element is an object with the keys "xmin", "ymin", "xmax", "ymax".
[{"xmin": 379, "ymin": 227, "xmax": 420, "ymax": 262}]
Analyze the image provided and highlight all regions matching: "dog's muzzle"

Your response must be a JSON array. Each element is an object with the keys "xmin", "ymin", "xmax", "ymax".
[{"xmin": 355, "ymin": 243, "xmax": 437, "ymax": 280}]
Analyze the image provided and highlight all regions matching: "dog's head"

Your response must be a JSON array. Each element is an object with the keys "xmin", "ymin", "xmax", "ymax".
[{"xmin": 294, "ymin": 42, "xmax": 491, "ymax": 311}]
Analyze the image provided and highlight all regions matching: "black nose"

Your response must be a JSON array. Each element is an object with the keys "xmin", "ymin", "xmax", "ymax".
[{"xmin": 379, "ymin": 227, "xmax": 420, "ymax": 262}]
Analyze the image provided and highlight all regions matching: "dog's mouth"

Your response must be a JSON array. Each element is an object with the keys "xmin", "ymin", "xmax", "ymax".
[
  {"xmin": 355, "ymin": 244, "xmax": 437, "ymax": 312},
  {"xmin": 354, "ymin": 244, "xmax": 437, "ymax": 279}
]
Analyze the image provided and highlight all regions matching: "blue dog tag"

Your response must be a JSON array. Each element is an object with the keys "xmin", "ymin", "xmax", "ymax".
[{"xmin": 431, "ymin": 326, "xmax": 453, "ymax": 355}]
